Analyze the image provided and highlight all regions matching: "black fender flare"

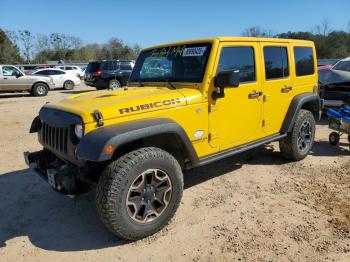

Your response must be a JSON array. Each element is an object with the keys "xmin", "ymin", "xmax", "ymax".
[
  {"xmin": 76, "ymin": 118, "xmax": 199, "ymax": 165},
  {"xmin": 280, "ymin": 92, "xmax": 321, "ymax": 133}
]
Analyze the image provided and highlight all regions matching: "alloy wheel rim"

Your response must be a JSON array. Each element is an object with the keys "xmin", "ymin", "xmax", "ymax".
[
  {"xmin": 65, "ymin": 81, "xmax": 73, "ymax": 89},
  {"xmin": 297, "ymin": 121, "xmax": 312, "ymax": 152},
  {"xmin": 37, "ymin": 85, "xmax": 46, "ymax": 95},
  {"xmin": 126, "ymin": 169, "xmax": 172, "ymax": 224},
  {"xmin": 110, "ymin": 81, "xmax": 120, "ymax": 90}
]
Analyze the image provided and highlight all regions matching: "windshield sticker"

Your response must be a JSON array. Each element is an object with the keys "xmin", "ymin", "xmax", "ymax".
[
  {"xmin": 182, "ymin": 47, "xmax": 207, "ymax": 57},
  {"xmin": 151, "ymin": 46, "xmax": 186, "ymax": 58}
]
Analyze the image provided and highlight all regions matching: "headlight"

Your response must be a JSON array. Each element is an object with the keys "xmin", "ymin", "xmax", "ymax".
[{"xmin": 74, "ymin": 124, "xmax": 84, "ymax": 139}]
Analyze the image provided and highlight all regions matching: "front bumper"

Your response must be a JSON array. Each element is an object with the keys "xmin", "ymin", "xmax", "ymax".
[{"xmin": 24, "ymin": 150, "xmax": 81, "ymax": 194}]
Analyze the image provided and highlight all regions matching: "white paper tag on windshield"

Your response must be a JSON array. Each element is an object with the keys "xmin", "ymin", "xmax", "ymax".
[{"xmin": 183, "ymin": 47, "xmax": 207, "ymax": 57}]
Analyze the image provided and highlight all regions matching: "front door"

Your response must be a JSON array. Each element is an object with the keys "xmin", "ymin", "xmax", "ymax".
[
  {"xmin": 0, "ymin": 66, "xmax": 28, "ymax": 91},
  {"xmin": 208, "ymin": 42, "xmax": 263, "ymax": 150},
  {"xmin": 260, "ymin": 43, "xmax": 293, "ymax": 134}
]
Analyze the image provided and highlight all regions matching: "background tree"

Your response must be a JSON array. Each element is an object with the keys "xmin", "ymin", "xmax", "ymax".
[
  {"xmin": 19, "ymin": 30, "xmax": 35, "ymax": 63},
  {"xmin": 0, "ymin": 29, "xmax": 23, "ymax": 64},
  {"xmin": 241, "ymin": 26, "xmax": 274, "ymax": 37}
]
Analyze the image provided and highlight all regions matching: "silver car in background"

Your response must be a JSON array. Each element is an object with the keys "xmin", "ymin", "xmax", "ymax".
[{"xmin": 0, "ymin": 65, "xmax": 55, "ymax": 96}]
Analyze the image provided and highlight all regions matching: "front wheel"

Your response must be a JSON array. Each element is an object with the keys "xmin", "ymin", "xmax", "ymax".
[
  {"xmin": 32, "ymin": 83, "xmax": 48, "ymax": 96},
  {"xmin": 279, "ymin": 109, "xmax": 316, "ymax": 161},
  {"xmin": 95, "ymin": 147, "xmax": 183, "ymax": 240}
]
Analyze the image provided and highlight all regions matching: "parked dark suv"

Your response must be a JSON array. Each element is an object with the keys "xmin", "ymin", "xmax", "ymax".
[{"xmin": 84, "ymin": 60, "xmax": 134, "ymax": 90}]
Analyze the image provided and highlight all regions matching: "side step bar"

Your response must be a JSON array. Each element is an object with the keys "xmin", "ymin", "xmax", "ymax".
[{"xmin": 197, "ymin": 133, "xmax": 287, "ymax": 167}]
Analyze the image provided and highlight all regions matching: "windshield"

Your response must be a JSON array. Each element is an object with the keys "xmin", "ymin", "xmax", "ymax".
[
  {"xmin": 129, "ymin": 43, "xmax": 211, "ymax": 83},
  {"xmin": 333, "ymin": 61, "xmax": 350, "ymax": 72}
]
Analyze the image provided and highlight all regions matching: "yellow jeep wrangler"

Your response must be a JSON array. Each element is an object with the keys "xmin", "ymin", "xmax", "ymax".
[{"xmin": 25, "ymin": 37, "xmax": 320, "ymax": 240}]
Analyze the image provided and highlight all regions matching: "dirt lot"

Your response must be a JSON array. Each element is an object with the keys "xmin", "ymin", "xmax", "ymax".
[{"xmin": 0, "ymin": 85, "xmax": 349, "ymax": 262}]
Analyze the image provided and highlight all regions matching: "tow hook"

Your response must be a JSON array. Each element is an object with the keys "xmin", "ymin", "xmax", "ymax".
[{"xmin": 94, "ymin": 110, "xmax": 104, "ymax": 127}]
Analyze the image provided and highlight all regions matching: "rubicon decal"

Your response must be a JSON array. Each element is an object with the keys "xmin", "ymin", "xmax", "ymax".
[{"xmin": 119, "ymin": 98, "xmax": 181, "ymax": 114}]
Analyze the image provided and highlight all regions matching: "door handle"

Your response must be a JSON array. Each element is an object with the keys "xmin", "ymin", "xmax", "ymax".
[
  {"xmin": 4, "ymin": 78, "xmax": 8, "ymax": 80},
  {"xmin": 248, "ymin": 91, "xmax": 263, "ymax": 99},
  {"xmin": 281, "ymin": 86, "xmax": 293, "ymax": 93}
]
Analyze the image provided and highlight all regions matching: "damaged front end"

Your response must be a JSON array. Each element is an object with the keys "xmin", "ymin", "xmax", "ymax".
[{"xmin": 24, "ymin": 150, "xmax": 89, "ymax": 194}]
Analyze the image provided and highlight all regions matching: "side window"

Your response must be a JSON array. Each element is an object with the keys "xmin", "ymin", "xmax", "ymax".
[
  {"xmin": 65, "ymin": 66, "xmax": 73, "ymax": 70},
  {"xmin": 217, "ymin": 46, "xmax": 256, "ymax": 83},
  {"xmin": 55, "ymin": 70, "xmax": 65, "ymax": 75},
  {"xmin": 102, "ymin": 62, "xmax": 115, "ymax": 70},
  {"xmin": 294, "ymin": 47, "xmax": 315, "ymax": 76},
  {"xmin": 264, "ymin": 46, "xmax": 289, "ymax": 80},
  {"xmin": 37, "ymin": 70, "xmax": 48, "ymax": 75},
  {"xmin": 120, "ymin": 62, "xmax": 132, "ymax": 70},
  {"xmin": 2, "ymin": 66, "xmax": 22, "ymax": 76}
]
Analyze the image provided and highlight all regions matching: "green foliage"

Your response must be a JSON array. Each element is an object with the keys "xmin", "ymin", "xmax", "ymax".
[
  {"xmin": 0, "ymin": 29, "xmax": 23, "ymax": 64},
  {"xmin": 277, "ymin": 30, "xmax": 350, "ymax": 59}
]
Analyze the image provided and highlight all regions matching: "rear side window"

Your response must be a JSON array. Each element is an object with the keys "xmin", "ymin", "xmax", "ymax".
[
  {"xmin": 294, "ymin": 47, "xmax": 315, "ymax": 76},
  {"xmin": 120, "ymin": 62, "xmax": 133, "ymax": 70},
  {"xmin": 264, "ymin": 46, "xmax": 289, "ymax": 80},
  {"xmin": 102, "ymin": 61, "xmax": 118, "ymax": 70},
  {"xmin": 217, "ymin": 46, "xmax": 256, "ymax": 83}
]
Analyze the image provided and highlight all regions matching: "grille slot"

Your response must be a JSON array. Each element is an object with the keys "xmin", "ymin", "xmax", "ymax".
[{"xmin": 42, "ymin": 122, "xmax": 68, "ymax": 153}]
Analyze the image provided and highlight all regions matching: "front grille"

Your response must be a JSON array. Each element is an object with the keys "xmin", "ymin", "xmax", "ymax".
[{"xmin": 42, "ymin": 122, "xmax": 68, "ymax": 153}]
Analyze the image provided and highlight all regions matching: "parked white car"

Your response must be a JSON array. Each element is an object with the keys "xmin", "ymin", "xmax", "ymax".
[
  {"xmin": 55, "ymin": 65, "xmax": 84, "ymax": 79},
  {"xmin": 32, "ymin": 68, "xmax": 80, "ymax": 90}
]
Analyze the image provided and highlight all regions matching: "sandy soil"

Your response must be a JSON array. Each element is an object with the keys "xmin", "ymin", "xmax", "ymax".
[{"xmin": 0, "ymin": 85, "xmax": 349, "ymax": 262}]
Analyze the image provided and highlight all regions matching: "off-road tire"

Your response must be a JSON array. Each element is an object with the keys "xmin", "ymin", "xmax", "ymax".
[
  {"xmin": 95, "ymin": 147, "xmax": 183, "ymax": 240},
  {"xmin": 109, "ymin": 79, "xmax": 121, "ymax": 90},
  {"xmin": 32, "ymin": 83, "xmax": 49, "ymax": 96},
  {"xmin": 279, "ymin": 109, "xmax": 315, "ymax": 161},
  {"xmin": 63, "ymin": 80, "xmax": 74, "ymax": 90}
]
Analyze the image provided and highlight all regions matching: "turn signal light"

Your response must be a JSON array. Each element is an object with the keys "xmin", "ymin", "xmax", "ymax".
[{"xmin": 104, "ymin": 145, "xmax": 114, "ymax": 154}]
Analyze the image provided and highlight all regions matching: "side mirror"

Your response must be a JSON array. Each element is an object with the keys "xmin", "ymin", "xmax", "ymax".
[
  {"xmin": 16, "ymin": 71, "xmax": 23, "ymax": 78},
  {"xmin": 213, "ymin": 69, "xmax": 240, "ymax": 99}
]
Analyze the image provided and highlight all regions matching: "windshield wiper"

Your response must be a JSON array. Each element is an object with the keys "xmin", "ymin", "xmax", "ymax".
[{"xmin": 158, "ymin": 78, "xmax": 177, "ymax": 89}]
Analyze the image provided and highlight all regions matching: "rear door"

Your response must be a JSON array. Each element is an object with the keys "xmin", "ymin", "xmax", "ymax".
[{"xmin": 261, "ymin": 43, "xmax": 293, "ymax": 134}]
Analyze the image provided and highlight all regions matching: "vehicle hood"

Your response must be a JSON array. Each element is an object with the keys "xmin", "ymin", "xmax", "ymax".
[
  {"xmin": 319, "ymin": 69, "xmax": 350, "ymax": 86},
  {"xmin": 44, "ymin": 86, "xmax": 203, "ymax": 123}
]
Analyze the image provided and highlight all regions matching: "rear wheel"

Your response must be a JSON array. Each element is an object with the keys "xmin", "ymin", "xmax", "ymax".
[
  {"xmin": 63, "ymin": 80, "xmax": 74, "ymax": 90},
  {"xmin": 95, "ymin": 147, "xmax": 183, "ymax": 240},
  {"xmin": 32, "ymin": 83, "xmax": 48, "ymax": 96},
  {"xmin": 279, "ymin": 109, "xmax": 315, "ymax": 161},
  {"xmin": 109, "ymin": 79, "xmax": 121, "ymax": 90}
]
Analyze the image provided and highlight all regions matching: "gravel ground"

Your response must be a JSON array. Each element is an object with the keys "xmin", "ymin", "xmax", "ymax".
[{"xmin": 0, "ymin": 85, "xmax": 349, "ymax": 262}]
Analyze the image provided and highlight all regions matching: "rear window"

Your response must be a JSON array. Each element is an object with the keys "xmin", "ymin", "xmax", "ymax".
[
  {"xmin": 294, "ymin": 47, "xmax": 315, "ymax": 76},
  {"xmin": 86, "ymin": 62, "xmax": 100, "ymax": 71},
  {"xmin": 263, "ymin": 46, "xmax": 289, "ymax": 80}
]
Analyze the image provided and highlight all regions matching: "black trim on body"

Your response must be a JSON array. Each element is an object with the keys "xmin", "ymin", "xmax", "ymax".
[
  {"xmin": 76, "ymin": 118, "xmax": 199, "ymax": 165},
  {"xmin": 280, "ymin": 93, "xmax": 321, "ymax": 133},
  {"xmin": 38, "ymin": 107, "xmax": 84, "ymax": 166},
  {"xmin": 197, "ymin": 133, "xmax": 286, "ymax": 167}
]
